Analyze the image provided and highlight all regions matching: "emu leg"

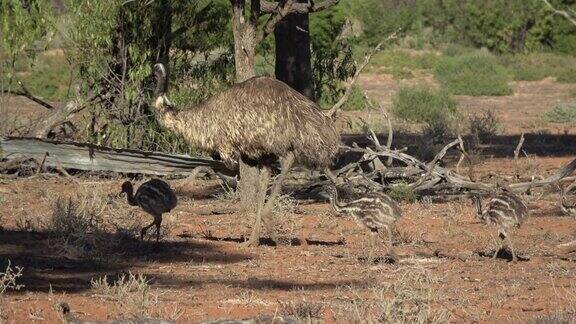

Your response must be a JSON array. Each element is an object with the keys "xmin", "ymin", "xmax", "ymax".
[
  {"xmin": 141, "ymin": 220, "xmax": 156, "ymax": 241},
  {"xmin": 385, "ymin": 226, "xmax": 398, "ymax": 262},
  {"xmin": 261, "ymin": 153, "xmax": 295, "ymax": 243},
  {"xmin": 155, "ymin": 214, "xmax": 163, "ymax": 244},
  {"xmin": 238, "ymin": 159, "xmax": 260, "ymax": 214},
  {"xmin": 244, "ymin": 167, "xmax": 270, "ymax": 247},
  {"xmin": 503, "ymin": 232, "xmax": 517, "ymax": 262},
  {"xmin": 493, "ymin": 231, "xmax": 504, "ymax": 259}
]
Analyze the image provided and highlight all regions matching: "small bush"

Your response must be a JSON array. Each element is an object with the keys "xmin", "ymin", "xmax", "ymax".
[
  {"xmin": 542, "ymin": 103, "xmax": 576, "ymax": 123},
  {"xmin": 468, "ymin": 110, "xmax": 501, "ymax": 142},
  {"xmin": 48, "ymin": 188, "xmax": 122, "ymax": 261},
  {"xmin": 422, "ymin": 115, "xmax": 455, "ymax": 142},
  {"xmin": 391, "ymin": 87, "xmax": 457, "ymax": 125},
  {"xmin": 434, "ymin": 52, "xmax": 511, "ymax": 96},
  {"xmin": 500, "ymin": 53, "xmax": 576, "ymax": 82},
  {"xmin": 388, "ymin": 182, "xmax": 416, "ymax": 203}
]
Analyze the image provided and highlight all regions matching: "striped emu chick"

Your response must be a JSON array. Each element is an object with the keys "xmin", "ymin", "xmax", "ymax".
[
  {"xmin": 472, "ymin": 191, "xmax": 529, "ymax": 262},
  {"xmin": 561, "ymin": 182, "xmax": 576, "ymax": 217},
  {"xmin": 121, "ymin": 179, "xmax": 178, "ymax": 243},
  {"xmin": 326, "ymin": 186, "xmax": 402, "ymax": 257}
]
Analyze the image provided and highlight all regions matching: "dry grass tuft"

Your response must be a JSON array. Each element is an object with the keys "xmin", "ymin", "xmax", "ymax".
[
  {"xmin": 47, "ymin": 185, "xmax": 139, "ymax": 262},
  {"xmin": 332, "ymin": 267, "xmax": 450, "ymax": 323},
  {"xmin": 527, "ymin": 312, "xmax": 575, "ymax": 324},
  {"xmin": 265, "ymin": 194, "xmax": 301, "ymax": 244},
  {"xmin": 278, "ymin": 299, "xmax": 324, "ymax": 321},
  {"xmin": 91, "ymin": 272, "xmax": 166, "ymax": 319}
]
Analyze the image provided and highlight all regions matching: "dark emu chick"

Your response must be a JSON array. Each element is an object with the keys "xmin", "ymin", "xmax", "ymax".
[{"xmin": 120, "ymin": 179, "xmax": 177, "ymax": 243}]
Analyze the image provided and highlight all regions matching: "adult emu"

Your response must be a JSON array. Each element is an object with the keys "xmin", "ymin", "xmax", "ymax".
[{"xmin": 151, "ymin": 63, "xmax": 339, "ymax": 246}]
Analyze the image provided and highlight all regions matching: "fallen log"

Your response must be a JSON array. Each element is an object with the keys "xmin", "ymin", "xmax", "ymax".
[{"xmin": 0, "ymin": 137, "xmax": 235, "ymax": 176}]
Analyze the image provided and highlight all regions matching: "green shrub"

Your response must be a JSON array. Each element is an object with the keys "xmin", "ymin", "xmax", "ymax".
[
  {"xmin": 542, "ymin": 103, "xmax": 576, "ymax": 123},
  {"xmin": 557, "ymin": 66, "xmax": 576, "ymax": 83},
  {"xmin": 434, "ymin": 52, "xmax": 511, "ymax": 96},
  {"xmin": 441, "ymin": 44, "xmax": 474, "ymax": 57},
  {"xmin": 342, "ymin": 86, "xmax": 370, "ymax": 111},
  {"xmin": 391, "ymin": 87, "xmax": 457, "ymax": 124},
  {"xmin": 468, "ymin": 110, "xmax": 501, "ymax": 142},
  {"xmin": 500, "ymin": 53, "xmax": 576, "ymax": 82},
  {"xmin": 367, "ymin": 49, "xmax": 439, "ymax": 79},
  {"xmin": 388, "ymin": 182, "xmax": 416, "ymax": 203}
]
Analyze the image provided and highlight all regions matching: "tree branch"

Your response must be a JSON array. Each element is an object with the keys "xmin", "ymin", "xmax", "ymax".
[
  {"xmin": 255, "ymin": 0, "xmax": 295, "ymax": 45},
  {"xmin": 261, "ymin": 0, "xmax": 339, "ymax": 13},
  {"xmin": 326, "ymin": 30, "xmax": 398, "ymax": 118},
  {"xmin": 1, "ymin": 81, "xmax": 55, "ymax": 110},
  {"xmin": 542, "ymin": 0, "xmax": 576, "ymax": 27}
]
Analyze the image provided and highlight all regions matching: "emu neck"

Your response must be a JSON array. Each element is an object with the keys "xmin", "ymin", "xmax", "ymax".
[
  {"xmin": 474, "ymin": 198, "xmax": 483, "ymax": 218},
  {"xmin": 125, "ymin": 188, "xmax": 138, "ymax": 206},
  {"xmin": 152, "ymin": 96, "xmax": 180, "ymax": 129},
  {"xmin": 152, "ymin": 96, "xmax": 212, "ymax": 151},
  {"xmin": 329, "ymin": 190, "xmax": 346, "ymax": 212}
]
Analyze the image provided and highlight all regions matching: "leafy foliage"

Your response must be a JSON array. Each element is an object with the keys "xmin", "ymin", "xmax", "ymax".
[
  {"xmin": 434, "ymin": 51, "xmax": 511, "ymax": 96},
  {"xmin": 345, "ymin": 0, "xmax": 420, "ymax": 46},
  {"xmin": 0, "ymin": 0, "xmax": 53, "ymax": 80},
  {"xmin": 310, "ymin": 6, "xmax": 357, "ymax": 108},
  {"xmin": 63, "ymin": 0, "xmax": 233, "ymax": 153}
]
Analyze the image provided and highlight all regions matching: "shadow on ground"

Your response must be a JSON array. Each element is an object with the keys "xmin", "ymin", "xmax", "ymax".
[{"xmin": 0, "ymin": 229, "xmax": 253, "ymax": 293}]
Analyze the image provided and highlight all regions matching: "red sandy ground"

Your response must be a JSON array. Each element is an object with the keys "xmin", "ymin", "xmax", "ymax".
[{"xmin": 1, "ymin": 76, "xmax": 576, "ymax": 323}]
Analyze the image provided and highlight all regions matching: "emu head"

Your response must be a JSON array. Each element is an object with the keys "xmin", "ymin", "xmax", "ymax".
[
  {"xmin": 323, "ymin": 184, "xmax": 338, "ymax": 202},
  {"xmin": 152, "ymin": 63, "xmax": 173, "ymax": 108},
  {"xmin": 56, "ymin": 301, "xmax": 71, "ymax": 315},
  {"xmin": 471, "ymin": 195, "xmax": 483, "ymax": 219},
  {"xmin": 120, "ymin": 181, "xmax": 133, "ymax": 195}
]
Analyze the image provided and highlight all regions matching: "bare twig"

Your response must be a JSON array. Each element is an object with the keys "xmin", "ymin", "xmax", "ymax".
[
  {"xmin": 513, "ymin": 133, "xmax": 525, "ymax": 179},
  {"xmin": 542, "ymin": 0, "xmax": 576, "ymax": 27},
  {"xmin": 410, "ymin": 137, "xmax": 463, "ymax": 189},
  {"xmin": 1, "ymin": 81, "xmax": 55, "ymax": 110},
  {"xmin": 326, "ymin": 30, "xmax": 398, "ymax": 118},
  {"xmin": 363, "ymin": 90, "xmax": 394, "ymax": 166},
  {"xmin": 255, "ymin": 0, "xmax": 296, "ymax": 45},
  {"xmin": 261, "ymin": 0, "xmax": 339, "ymax": 13}
]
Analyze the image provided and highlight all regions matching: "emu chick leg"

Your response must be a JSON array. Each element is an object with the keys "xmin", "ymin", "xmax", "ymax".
[
  {"xmin": 141, "ymin": 219, "xmax": 156, "ymax": 241},
  {"xmin": 155, "ymin": 214, "xmax": 163, "ymax": 243}
]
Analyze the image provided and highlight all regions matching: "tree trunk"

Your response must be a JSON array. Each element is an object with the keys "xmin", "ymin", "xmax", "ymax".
[
  {"xmin": 274, "ymin": 2, "xmax": 315, "ymax": 101},
  {"xmin": 229, "ymin": 1, "xmax": 261, "ymax": 215},
  {"xmin": 230, "ymin": 0, "xmax": 257, "ymax": 82}
]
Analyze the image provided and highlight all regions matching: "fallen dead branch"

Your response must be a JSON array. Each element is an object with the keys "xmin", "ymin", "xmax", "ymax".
[
  {"xmin": 319, "ymin": 130, "xmax": 576, "ymax": 199},
  {"xmin": 0, "ymin": 137, "xmax": 234, "ymax": 177}
]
